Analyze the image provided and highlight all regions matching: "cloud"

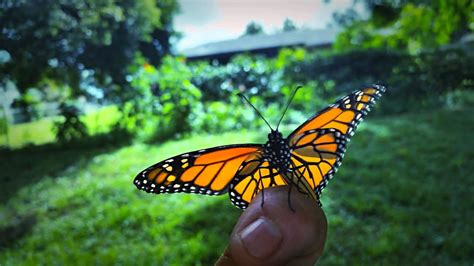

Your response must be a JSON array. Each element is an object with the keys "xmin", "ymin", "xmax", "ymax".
[
  {"xmin": 174, "ymin": 0, "xmax": 357, "ymax": 50},
  {"xmin": 175, "ymin": 0, "xmax": 219, "ymax": 26}
]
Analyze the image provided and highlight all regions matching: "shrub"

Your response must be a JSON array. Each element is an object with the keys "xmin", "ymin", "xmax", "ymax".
[
  {"xmin": 192, "ymin": 98, "xmax": 258, "ymax": 133},
  {"xmin": 190, "ymin": 54, "xmax": 284, "ymax": 103},
  {"xmin": 53, "ymin": 103, "xmax": 88, "ymax": 143},
  {"xmin": 0, "ymin": 118, "xmax": 6, "ymax": 135},
  {"xmin": 123, "ymin": 56, "xmax": 202, "ymax": 142},
  {"xmin": 282, "ymin": 46, "xmax": 474, "ymax": 114}
]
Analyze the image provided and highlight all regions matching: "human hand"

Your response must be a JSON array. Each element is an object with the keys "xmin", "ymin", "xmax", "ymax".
[{"xmin": 216, "ymin": 186, "xmax": 327, "ymax": 266}]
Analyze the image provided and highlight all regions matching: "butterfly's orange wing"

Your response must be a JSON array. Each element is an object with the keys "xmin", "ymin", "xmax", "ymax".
[
  {"xmin": 135, "ymin": 85, "xmax": 385, "ymax": 209},
  {"xmin": 287, "ymin": 85, "xmax": 386, "ymax": 202},
  {"xmin": 135, "ymin": 144, "xmax": 287, "ymax": 209},
  {"xmin": 134, "ymin": 144, "xmax": 262, "ymax": 199},
  {"xmin": 228, "ymin": 152, "xmax": 289, "ymax": 209}
]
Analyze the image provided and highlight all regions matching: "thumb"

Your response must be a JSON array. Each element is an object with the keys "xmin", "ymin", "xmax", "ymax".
[{"xmin": 216, "ymin": 186, "xmax": 327, "ymax": 266}]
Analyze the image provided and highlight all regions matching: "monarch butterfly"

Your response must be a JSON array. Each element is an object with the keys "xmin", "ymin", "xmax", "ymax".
[{"xmin": 134, "ymin": 85, "xmax": 386, "ymax": 209}]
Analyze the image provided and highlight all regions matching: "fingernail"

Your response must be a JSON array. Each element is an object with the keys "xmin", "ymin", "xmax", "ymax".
[{"xmin": 239, "ymin": 216, "xmax": 282, "ymax": 259}]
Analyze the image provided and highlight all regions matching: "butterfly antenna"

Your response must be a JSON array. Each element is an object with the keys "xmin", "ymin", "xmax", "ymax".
[
  {"xmin": 276, "ymin": 85, "xmax": 302, "ymax": 131},
  {"xmin": 237, "ymin": 92, "xmax": 274, "ymax": 131}
]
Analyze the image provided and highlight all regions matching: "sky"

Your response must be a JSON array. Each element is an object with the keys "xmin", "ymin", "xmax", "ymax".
[{"xmin": 173, "ymin": 0, "xmax": 360, "ymax": 51}]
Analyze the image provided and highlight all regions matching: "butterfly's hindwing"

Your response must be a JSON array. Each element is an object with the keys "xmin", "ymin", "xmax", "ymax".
[
  {"xmin": 229, "ymin": 154, "xmax": 288, "ymax": 209},
  {"xmin": 289, "ymin": 128, "xmax": 348, "ymax": 199}
]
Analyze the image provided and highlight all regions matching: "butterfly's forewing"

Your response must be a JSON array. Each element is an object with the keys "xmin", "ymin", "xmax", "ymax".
[
  {"xmin": 290, "ymin": 85, "xmax": 386, "ymax": 139},
  {"xmin": 288, "ymin": 85, "xmax": 386, "ymax": 200},
  {"xmin": 134, "ymin": 144, "xmax": 261, "ymax": 197}
]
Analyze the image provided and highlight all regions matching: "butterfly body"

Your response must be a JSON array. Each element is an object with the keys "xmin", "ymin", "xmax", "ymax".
[
  {"xmin": 134, "ymin": 85, "xmax": 386, "ymax": 209},
  {"xmin": 264, "ymin": 131, "xmax": 292, "ymax": 170}
]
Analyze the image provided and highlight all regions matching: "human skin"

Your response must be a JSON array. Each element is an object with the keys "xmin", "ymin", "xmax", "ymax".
[{"xmin": 216, "ymin": 186, "xmax": 327, "ymax": 266}]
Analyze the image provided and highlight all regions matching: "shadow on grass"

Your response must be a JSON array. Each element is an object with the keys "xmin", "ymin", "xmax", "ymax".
[
  {"xmin": 0, "ymin": 133, "xmax": 132, "ymax": 204},
  {"xmin": 177, "ymin": 199, "xmax": 241, "ymax": 264},
  {"xmin": 0, "ymin": 215, "xmax": 36, "ymax": 250},
  {"xmin": 0, "ymin": 133, "xmax": 132, "ymax": 250}
]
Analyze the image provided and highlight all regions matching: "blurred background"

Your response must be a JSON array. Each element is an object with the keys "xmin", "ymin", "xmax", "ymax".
[{"xmin": 1, "ymin": 0, "xmax": 473, "ymax": 264}]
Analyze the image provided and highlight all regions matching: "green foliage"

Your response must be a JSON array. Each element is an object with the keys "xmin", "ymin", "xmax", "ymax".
[
  {"xmin": 281, "ymin": 47, "xmax": 474, "ymax": 114},
  {"xmin": 190, "ymin": 94, "xmax": 295, "ymax": 134},
  {"xmin": 0, "ymin": 0, "xmax": 178, "ymax": 96},
  {"xmin": 274, "ymin": 47, "xmax": 308, "ymax": 70},
  {"xmin": 2, "ymin": 0, "xmax": 472, "ymax": 151},
  {"xmin": 192, "ymin": 97, "xmax": 258, "ymax": 133},
  {"xmin": 1, "ymin": 109, "xmax": 473, "ymax": 264},
  {"xmin": 81, "ymin": 105, "xmax": 122, "ymax": 135},
  {"xmin": 4, "ymin": 45, "xmax": 473, "ymax": 148},
  {"xmin": 53, "ymin": 103, "xmax": 88, "ymax": 144},
  {"xmin": 443, "ymin": 89, "xmax": 474, "ymax": 109},
  {"xmin": 122, "ymin": 56, "xmax": 202, "ymax": 142},
  {"xmin": 189, "ymin": 43, "xmax": 468, "ymax": 119},
  {"xmin": 334, "ymin": 0, "xmax": 474, "ymax": 54},
  {"xmin": 280, "ymin": 82, "xmax": 333, "ymax": 115},
  {"xmin": 0, "ymin": 118, "xmax": 6, "ymax": 134},
  {"xmin": 191, "ymin": 54, "xmax": 283, "ymax": 102}
]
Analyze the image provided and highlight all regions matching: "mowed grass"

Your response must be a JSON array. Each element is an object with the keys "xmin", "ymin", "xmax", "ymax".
[
  {"xmin": 0, "ymin": 118, "xmax": 56, "ymax": 148},
  {"xmin": 0, "ymin": 105, "xmax": 121, "ymax": 148},
  {"xmin": 0, "ymin": 109, "xmax": 473, "ymax": 265}
]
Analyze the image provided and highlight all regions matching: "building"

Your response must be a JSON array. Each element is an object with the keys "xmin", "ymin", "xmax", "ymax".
[{"xmin": 180, "ymin": 29, "xmax": 340, "ymax": 63}]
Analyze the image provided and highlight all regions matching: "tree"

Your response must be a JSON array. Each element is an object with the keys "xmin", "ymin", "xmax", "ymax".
[
  {"xmin": 331, "ymin": 0, "xmax": 474, "ymax": 53},
  {"xmin": 0, "ymin": 0, "xmax": 179, "ymax": 100},
  {"xmin": 243, "ymin": 21, "xmax": 264, "ymax": 36},
  {"xmin": 282, "ymin": 18, "xmax": 297, "ymax": 32}
]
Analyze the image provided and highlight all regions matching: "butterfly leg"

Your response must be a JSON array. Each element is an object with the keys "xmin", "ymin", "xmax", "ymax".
[
  {"xmin": 258, "ymin": 168, "xmax": 265, "ymax": 207},
  {"xmin": 287, "ymin": 161, "xmax": 317, "ymax": 210},
  {"xmin": 260, "ymin": 181, "xmax": 265, "ymax": 207},
  {"xmin": 287, "ymin": 180, "xmax": 296, "ymax": 212}
]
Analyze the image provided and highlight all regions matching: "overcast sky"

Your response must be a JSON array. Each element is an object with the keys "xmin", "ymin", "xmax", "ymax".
[{"xmin": 173, "ymin": 0, "xmax": 362, "ymax": 51}]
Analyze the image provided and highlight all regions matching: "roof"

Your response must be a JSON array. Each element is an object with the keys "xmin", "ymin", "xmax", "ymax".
[{"xmin": 180, "ymin": 29, "xmax": 340, "ymax": 58}]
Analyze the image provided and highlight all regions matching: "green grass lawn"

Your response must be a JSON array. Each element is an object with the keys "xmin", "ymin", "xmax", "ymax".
[
  {"xmin": 0, "ymin": 118, "xmax": 56, "ymax": 148},
  {"xmin": 0, "ymin": 109, "xmax": 473, "ymax": 265},
  {"xmin": 0, "ymin": 105, "xmax": 121, "ymax": 148}
]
